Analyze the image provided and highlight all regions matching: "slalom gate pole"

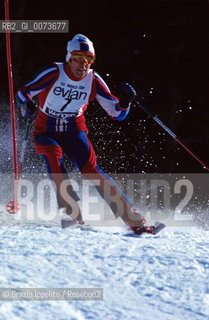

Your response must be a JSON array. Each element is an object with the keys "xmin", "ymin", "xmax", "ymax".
[
  {"xmin": 135, "ymin": 98, "xmax": 209, "ymax": 172},
  {"xmin": 5, "ymin": 0, "xmax": 19, "ymax": 213},
  {"xmin": 18, "ymin": 119, "xmax": 31, "ymax": 176},
  {"xmin": 6, "ymin": 120, "xmax": 31, "ymax": 214}
]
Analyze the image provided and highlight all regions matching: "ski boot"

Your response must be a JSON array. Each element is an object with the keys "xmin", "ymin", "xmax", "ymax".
[
  {"xmin": 131, "ymin": 218, "xmax": 155, "ymax": 235},
  {"xmin": 66, "ymin": 204, "xmax": 84, "ymax": 225}
]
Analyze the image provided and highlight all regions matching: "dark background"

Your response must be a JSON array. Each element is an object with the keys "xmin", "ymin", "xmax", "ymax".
[{"xmin": 0, "ymin": 0, "xmax": 208, "ymax": 173}]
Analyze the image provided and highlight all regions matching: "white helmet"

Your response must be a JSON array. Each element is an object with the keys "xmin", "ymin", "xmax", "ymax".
[{"xmin": 66, "ymin": 34, "xmax": 95, "ymax": 62}]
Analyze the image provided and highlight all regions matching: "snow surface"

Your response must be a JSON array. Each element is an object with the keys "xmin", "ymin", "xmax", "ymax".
[{"xmin": 0, "ymin": 212, "xmax": 209, "ymax": 320}]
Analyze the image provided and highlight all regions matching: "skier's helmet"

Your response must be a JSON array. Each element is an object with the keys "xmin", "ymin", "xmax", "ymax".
[{"xmin": 66, "ymin": 34, "xmax": 95, "ymax": 62}]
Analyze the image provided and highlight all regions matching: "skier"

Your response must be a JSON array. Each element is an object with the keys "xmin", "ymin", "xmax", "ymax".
[{"xmin": 16, "ymin": 34, "xmax": 153, "ymax": 234}]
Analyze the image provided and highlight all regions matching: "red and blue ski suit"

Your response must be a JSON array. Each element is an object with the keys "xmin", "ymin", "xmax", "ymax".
[{"xmin": 17, "ymin": 62, "xmax": 141, "ymax": 223}]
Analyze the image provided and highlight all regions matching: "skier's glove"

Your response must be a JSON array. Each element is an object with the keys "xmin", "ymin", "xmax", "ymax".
[
  {"xmin": 17, "ymin": 99, "xmax": 37, "ymax": 119},
  {"xmin": 118, "ymin": 82, "xmax": 137, "ymax": 108}
]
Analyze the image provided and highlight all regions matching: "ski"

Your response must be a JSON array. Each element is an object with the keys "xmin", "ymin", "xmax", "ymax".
[
  {"xmin": 61, "ymin": 219, "xmax": 81, "ymax": 229},
  {"xmin": 61, "ymin": 217, "xmax": 92, "ymax": 230},
  {"xmin": 152, "ymin": 221, "xmax": 166, "ymax": 234}
]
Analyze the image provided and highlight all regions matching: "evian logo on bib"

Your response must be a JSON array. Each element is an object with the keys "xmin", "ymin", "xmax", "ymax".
[
  {"xmin": 53, "ymin": 86, "xmax": 87, "ymax": 102},
  {"xmin": 53, "ymin": 83, "xmax": 88, "ymax": 111}
]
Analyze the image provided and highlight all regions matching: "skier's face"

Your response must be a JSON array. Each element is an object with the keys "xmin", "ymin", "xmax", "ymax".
[{"xmin": 68, "ymin": 55, "xmax": 92, "ymax": 79}]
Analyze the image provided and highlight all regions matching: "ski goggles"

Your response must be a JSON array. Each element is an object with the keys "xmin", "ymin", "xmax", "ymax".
[{"xmin": 71, "ymin": 52, "xmax": 95, "ymax": 64}]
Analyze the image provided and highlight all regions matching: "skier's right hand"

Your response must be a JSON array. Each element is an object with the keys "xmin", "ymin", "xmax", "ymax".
[{"xmin": 17, "ymin": 99, "xmax": 37, "ymax": 119}]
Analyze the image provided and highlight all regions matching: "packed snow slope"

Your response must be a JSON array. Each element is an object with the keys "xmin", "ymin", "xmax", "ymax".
[{"xmin": 0, "ymin": 215, "xmax": 209, "ymax": 320}]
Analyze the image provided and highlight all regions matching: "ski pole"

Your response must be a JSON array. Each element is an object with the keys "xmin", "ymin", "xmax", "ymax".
[
  {"xmin": 4, "ymin": 0, "xmax": 19, "ymax": 214},
  {"xmin": 134, "ymin": 98, "xmax": 209, "ymax": 172}
]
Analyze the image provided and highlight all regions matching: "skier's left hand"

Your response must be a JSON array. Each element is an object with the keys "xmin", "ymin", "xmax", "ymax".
[{"xmin": 118, "ymin": 82, "xmax": 137, "ymax": 107}]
